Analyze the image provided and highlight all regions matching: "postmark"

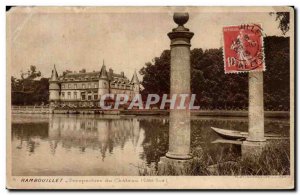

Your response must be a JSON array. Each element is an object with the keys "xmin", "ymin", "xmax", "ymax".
[{"xmin": 223, "ymin": 24, "xmax": 266, "ymax": 73}]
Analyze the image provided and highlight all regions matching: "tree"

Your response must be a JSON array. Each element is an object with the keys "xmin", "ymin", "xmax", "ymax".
[
  {"xmin": 140, "ymin": 36, "xmax": 290, "ymax": 111},
  {"xmin": 264, "ymin": 36, "xmax": 290, "ymax": 110},
  {"xmin": 139, "ymin": 50, "xmax": 170, "ymax": 97},
  {"xmin": 11, "ymin": 66, "xmax": 49, "ymax": 105},
  {"xmin": 21, "ymin": 65, "xmax": 41, "ymax": 80},
  {"xmin": 270, "ymin": 12, "xmax": 290, "ymax": 35}
]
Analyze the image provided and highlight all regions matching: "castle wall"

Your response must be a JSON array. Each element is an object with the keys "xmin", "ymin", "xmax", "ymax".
[
  {"xmin": 49, "ymin": 90, "xmax": 60, "ymax": 101},
  {"xmin": 49, "ymin": 68, "xmax": 139, "ymax": 108},
  {"xmin": 98, "ymin": 79, "xmax": 109, "ymax": 97},
  {"xmin": 61, "ymin": 82, "xmax": 99, "ymax": 90},
  {"xmin": 133, "ymin": 84, "xmax": 140, "ymax": 94}
]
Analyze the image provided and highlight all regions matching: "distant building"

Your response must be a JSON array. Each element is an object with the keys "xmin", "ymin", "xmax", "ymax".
[{"xmin": 49, "ymin": 61, "xmax": 140, "ymax": 108}]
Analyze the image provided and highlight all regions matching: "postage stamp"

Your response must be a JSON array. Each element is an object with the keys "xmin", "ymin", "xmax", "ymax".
[{"xmin": 223, "ymin": 24, "xmax": 266, "ymax": 73}]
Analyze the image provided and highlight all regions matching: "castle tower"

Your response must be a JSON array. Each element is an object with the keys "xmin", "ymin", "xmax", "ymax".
[
  {"xmin": 49, "ymin": 65, "xmax": 60, "ymax": 107},
  {"xmin": 131, "ymin": 70, "xmax": 140, "ymax": 94},
  {"xmin": 98, "ymin": 60, "xmax": 109, "ymax": 97}
]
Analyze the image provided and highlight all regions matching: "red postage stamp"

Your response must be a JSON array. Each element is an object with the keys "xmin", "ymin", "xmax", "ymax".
[{"xmin": 223, "ymin": 24, "xmax": 265, "ymax": 73}]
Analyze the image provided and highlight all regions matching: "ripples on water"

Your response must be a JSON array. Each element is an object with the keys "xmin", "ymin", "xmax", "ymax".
[{"xmin": 11, "ymin": 114, "xmax": 289, "ymax": 176}]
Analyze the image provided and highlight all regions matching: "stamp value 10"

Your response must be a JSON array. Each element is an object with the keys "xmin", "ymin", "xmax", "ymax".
[{"xmin": 223, "ymin": 24, "xmax": 266, "ymax": 74}]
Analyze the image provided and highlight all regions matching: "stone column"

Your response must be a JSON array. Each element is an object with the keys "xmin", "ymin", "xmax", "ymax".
[
  {"xmin": 242, "ymin": 71, "xmax": 266, "ymax": 157},
  {"xmin": 248, "ymin": 71, "xmax": 265, "ymax": 142},
  {"xmin": 158, "ymin": 12, "xmax": 194, "ymax": 174}
]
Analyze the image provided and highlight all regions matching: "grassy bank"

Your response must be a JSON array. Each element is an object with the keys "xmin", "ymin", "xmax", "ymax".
[{"xmin": 139, "ymin": 140, "xmax": 290, "ymax": 176}]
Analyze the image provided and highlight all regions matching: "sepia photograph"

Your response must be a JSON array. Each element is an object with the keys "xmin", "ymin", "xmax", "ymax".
[{"xmin": 6, "ymin": 6, "xmax": 294, "ymax": 189}]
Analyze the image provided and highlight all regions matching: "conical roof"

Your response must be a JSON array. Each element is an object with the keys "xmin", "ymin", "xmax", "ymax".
[
  {"xmin": 131, "ymin": 70, "xmax": 139, "ymax": 84},
  {"xmin": 50, "ymin": 64, "xmax": 58, "ymax": 81},
  {"xmin": 100, "ymin": 63, "xmax": 108, "ymax": 79}
]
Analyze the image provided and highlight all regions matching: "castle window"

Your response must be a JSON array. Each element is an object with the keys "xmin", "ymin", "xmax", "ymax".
[
  {"xmin": 74, "ymin": 92, "xmax": 77, "ymax": 99},
  {"xmin": 61, "ymin": 92, "xmax": 65, "ymax": 99},
  {"xmin": 82, "ymin": 84, "xmax": 86, "ymax": 89},
  {"xmin": 88, "ymin": 83, "xmax": 91, "ymax": 88},
  {"xmin": 94, "ymin": 83, "xmax": 97, "ymax": 88},
  {"xmin": 62, "ymin": 84, "xmax": 65, "ymax": 89},
  {"xmin": 81, "ymin": 92, "xmax": 86, "ymax": 100},
  {"xmin": 68, "ymin": 92, "xmax": 71, "ymax": 99},
  {"xmin": 94, "ymin": 95, "xmax": 98, "ymax": 100},
  {"xmin": 68, "ymin": 84, "xmax": 71, "ymax": 89},
  {"xmin": 74, "ymin": 84, "xmax": 77, "ymax": 89}
]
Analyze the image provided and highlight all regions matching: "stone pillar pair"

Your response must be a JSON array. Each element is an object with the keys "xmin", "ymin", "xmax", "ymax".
[{"xmin": 159, "ymin": 12, "xmax": 266, "ymax": 174}]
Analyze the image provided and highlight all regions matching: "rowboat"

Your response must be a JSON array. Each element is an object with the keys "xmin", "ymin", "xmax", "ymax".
[
  {"xmin": 211, "ymin": 127, "xmax": 247, "ymax": 140},
  {"xmin": 211, "ymin": 127, "xmax": 285, "ymax": 140}
]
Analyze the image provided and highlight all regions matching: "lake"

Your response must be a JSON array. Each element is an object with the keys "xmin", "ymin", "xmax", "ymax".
[{"xmin": 11, "ymin": 114, "xmax": 289, "ymax": 176}]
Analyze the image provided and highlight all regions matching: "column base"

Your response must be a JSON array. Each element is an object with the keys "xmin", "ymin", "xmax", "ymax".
[
  {"xmin": 165, "ymin": 152, "xmax": 192, "ymax": 160},
  {"xmin": 241, "ymin": 140, "xmax": 266, "ymax": 159},
  {"xmin": 158, "ymin": 156, "xmax": 193, "ymax": 175}
]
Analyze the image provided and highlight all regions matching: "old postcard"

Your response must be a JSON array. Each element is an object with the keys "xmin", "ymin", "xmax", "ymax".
[{"xmin": 6, "ymin": 6, "xmax": 294, "ymax": 189}]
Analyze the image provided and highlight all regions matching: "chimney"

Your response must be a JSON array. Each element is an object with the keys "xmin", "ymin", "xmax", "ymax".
[{"xmin": 121, "ymin": 71, "xmax": 124, "ymax": 77}]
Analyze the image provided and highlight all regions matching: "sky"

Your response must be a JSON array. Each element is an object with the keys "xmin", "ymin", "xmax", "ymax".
[{"xmin": 7, "ymin": 7, "xmax": 289, "ymax": 79}]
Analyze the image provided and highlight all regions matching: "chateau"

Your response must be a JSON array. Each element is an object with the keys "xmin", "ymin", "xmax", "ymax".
[{"xmin": 49, "ymin": 62, "xmax": 140, "ymax": 108}]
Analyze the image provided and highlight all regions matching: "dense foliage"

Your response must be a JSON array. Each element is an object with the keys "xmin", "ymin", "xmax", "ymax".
[
  {"xmin": 11, "ymin": 65, "xmax": 49, "ymax": 105},
  {"xmin": 140, "ymin": 36, "xmax": 290, "ymax": 111}
]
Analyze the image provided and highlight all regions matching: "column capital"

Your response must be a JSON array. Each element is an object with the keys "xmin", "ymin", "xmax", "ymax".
[
  {"xmin": 168, "ymin": 31, "xmax": 194, "ymax": 47},
  {"xmin": 168, "ymin": 12, "xmax": 194, "ymax": 47}
]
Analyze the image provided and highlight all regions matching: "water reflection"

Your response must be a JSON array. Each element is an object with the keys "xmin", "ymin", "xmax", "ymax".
[
  {"xmin": 11, "ymin": 114, "xmax": 289, "ymax": 176},
  {"xmin": 48, "ymin": 115, "xmax": 141, "ymax": 160}
]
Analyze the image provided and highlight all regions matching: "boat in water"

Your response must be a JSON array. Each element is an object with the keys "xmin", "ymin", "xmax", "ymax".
[{"xmin": 211, "ymin": 127, "xmax": 285, "ymax": 140}]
